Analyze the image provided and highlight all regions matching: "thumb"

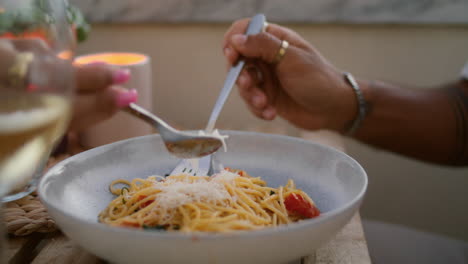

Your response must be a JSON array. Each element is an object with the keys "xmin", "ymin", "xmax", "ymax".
[{"xmin": 230, "ymin": 32, "xmax": 282, "ymax": 64}]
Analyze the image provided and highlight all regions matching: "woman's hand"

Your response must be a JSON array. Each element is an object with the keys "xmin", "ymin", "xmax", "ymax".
[
  {"xmin": 223, "ymin": 19, "xmax": 357, "ymax": 132},
  {"xmin": 0, "ymin": 39, "xmax": 137, "ymax": 133},
  {"xmin": 71, "ymin": 62, "xmax": 137, "ymax": 132}
]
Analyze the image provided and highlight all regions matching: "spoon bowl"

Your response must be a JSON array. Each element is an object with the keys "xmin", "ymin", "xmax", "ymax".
[{"xmin": 123, "ymin": 103, "xmax": 224, "ymax": 158}]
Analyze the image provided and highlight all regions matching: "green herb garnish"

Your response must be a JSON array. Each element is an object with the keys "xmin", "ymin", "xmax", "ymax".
[
  {"xmin": 121, "ymin": 187, "xmax": 129, "ymax": 195},
  {"xmin": 0, "ymin": 0, "xmax": 90, "ymax": 43},
  {"xmin": 143, "ymin": 224, "xmax": 168, "ymax": 231}
]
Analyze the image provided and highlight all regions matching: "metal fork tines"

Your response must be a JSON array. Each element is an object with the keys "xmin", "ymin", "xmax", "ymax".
[
  {"xmin": 170, "ymin": 155, "xmax": 211, "ymax": 176},
  {"xmin": 169, "ymin": 154, "xmax": 225, "ymax": 176}
]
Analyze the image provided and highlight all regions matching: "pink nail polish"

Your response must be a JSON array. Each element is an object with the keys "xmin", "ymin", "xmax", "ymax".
[
  {"xmin": 113, "ymin": 69, "xmax": 131, "ymax": 84},
  {"xmin": 116, "ymin": 89, "xmax": 138, "ymax": 107}
]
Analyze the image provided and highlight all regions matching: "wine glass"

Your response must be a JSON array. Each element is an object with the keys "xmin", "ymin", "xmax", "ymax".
[{"xmin": 0, "ymin": 0, "xmax": 76, "ymax": 259}]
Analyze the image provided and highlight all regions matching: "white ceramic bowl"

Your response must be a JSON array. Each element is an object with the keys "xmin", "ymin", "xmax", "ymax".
[{"xmin": 39, "ymin": 131, "xmax": 367, "ymax": 264}]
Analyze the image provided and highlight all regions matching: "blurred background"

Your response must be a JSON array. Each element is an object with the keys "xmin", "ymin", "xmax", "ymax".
[{"xmin": 70, "ymin": 0, "xmax": 468, "ymax": 262}]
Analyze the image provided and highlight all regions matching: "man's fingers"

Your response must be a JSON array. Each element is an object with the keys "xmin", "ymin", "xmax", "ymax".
[
  {"xmin": 264, "ymin": 23, "xmax": 312, "ymax": 51},
  {"xmin": 229, "ymin": 32, "xmax": 282, "ymax": 64},
  {"xmin": 75, "ymin": 63, "xmax": 130, "ymax": 93},
  {"xmin": 235, "ymin": 62, "xmax": 278, "ymax": 120},
  {"xmin": 250, "ymin": 88, "xmax": 268, "ymax": 109},
  {"xmin": 222, "ymin": 19, "xmax": 312, "ymax": 65},
  {"xmin": 261, "ymin": 105, "xmax": 277, "ymax": 120},
  {"xmin": 222, "ymin": 19, "xmax": 251, "ymax": 65},
  {"xmin": 237, "ymin": 70, "xmax": 253, "ymax": 90},
  {"xmin": 223, "ymin": 18, "xmax": 251, "ymax": 50},
  {"xmin": 243, "ymin": 99, "xmax": 276, "ymax": 121},
  {"xmin": 223, "ymin": 46, "xmax": 239, "ymax": 66},
  {"xmin": 223, "ymin": 19, "xmax": 302, "ymax": 50},
  {"xmin": 237, "ymin": 69, "xmax": 269, "ymax": 110}
]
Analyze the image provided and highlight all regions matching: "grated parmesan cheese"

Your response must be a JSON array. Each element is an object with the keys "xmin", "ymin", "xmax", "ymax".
[
  {"xmin": 211, "ymin": 170, "xmax": 240, "ymax": 184},
  {"xmin": 150, "ymin": 171, "xmax": 239, "ymax": 210}
]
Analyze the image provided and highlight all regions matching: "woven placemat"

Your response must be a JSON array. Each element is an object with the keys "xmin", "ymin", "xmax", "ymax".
[
  {"xmin": 5, "ymin": 191, "xmax": 57, "ymax": 236},
  {"xmin": 4, "ymin": 154, "xmax": 70, "ymax": 236}
]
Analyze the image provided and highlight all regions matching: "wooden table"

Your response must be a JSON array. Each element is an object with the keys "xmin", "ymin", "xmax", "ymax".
[{"xmin": 5, "ymin": 130, "xmax": 372, "ymax": 264}]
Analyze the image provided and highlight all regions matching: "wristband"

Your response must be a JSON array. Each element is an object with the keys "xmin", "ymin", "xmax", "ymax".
[{"xmin": 344, "ymin": 72, "xmax": 368, "ymax": 135}]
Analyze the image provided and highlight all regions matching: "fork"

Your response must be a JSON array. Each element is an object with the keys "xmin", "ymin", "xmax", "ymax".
[
  {"xmin": 169, "ymin": 151, "xmax": 225, "ymax": 176},
  {"xmin": 169, "ymin": 14, "xmax": 267, "ymax": 176},
  {"xmin": 169, "ymin": 156, "xmax": 211, "ymax": 176}
]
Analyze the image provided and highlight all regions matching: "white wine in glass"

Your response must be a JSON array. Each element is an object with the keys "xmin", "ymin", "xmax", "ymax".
[
  {"xmin": 0, "ymin": 0, "xmax": 77, "ymax": 259},
  {"xmin": 0, "ymin": 92, "xmax": 71, "ymax": 197}
]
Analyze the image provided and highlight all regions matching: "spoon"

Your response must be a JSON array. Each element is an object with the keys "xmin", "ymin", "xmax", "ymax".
[{"xmin": 123, "ymin": 103, "xmax": 223, "ymax": 159}]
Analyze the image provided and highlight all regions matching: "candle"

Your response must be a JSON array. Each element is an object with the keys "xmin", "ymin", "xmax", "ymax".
[
  {"xmin": 75, "ymin": 52, "xmax": 153, "ymax": 148},
  {"xmin": 74, "ymin": 52, "xmax": 147, "ymax": 66}
]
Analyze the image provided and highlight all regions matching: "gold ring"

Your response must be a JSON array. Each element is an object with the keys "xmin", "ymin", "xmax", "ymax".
[
  {"xmin": 8, "ymin": 51, "xmax": 34, "ymax": 87},
  {"xmin": 272, "ymin": 40, "xmax": 289, "ymax": 65}
]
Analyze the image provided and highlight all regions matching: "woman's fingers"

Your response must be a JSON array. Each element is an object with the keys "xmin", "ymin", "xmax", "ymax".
[
  {"xmin": 75, "ymin": 63, "xmax": 130, "ymax": 93},
  {"xmin": 0, "ymin": 41, "xmax": 17, "ymax": 82},
  {"xmin": 71, "ymin": 62, "xmax": 134, "ymax": 132},
  {"xmin": 11, "ymin": 39, "xmax": 49, "ymax": 54},
  {"xmin": 69, "ymin": 86, "xmax": 137, "ymax": 132}
]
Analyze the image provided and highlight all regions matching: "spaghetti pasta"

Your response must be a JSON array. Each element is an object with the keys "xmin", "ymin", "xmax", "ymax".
[{"xmin": 99, "ymin": 169, "xmax": 320, "ymax": 232}]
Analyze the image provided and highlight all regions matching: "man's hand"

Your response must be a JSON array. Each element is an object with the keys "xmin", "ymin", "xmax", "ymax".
[{"xmin": 223, "ymin": 18, "xmax": 356, "ymax": 132}]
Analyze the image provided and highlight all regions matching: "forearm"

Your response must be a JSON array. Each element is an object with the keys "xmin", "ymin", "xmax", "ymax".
[{"xmin": 352, "ymin": 79, "xmax": 468, "ymax": 166}]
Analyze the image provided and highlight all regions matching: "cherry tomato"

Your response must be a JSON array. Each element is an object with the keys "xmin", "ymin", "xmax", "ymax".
[
  {"xmin": 284, "ymin": 193, "xmax": 320, "ymax": 219},
  {"xmin": 137, "ymin": 195, "xmax": 154, "ymax": 209},
  {"xmin": 121, "ymin": 221, "xmax": 140, "ymax": 228}
]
